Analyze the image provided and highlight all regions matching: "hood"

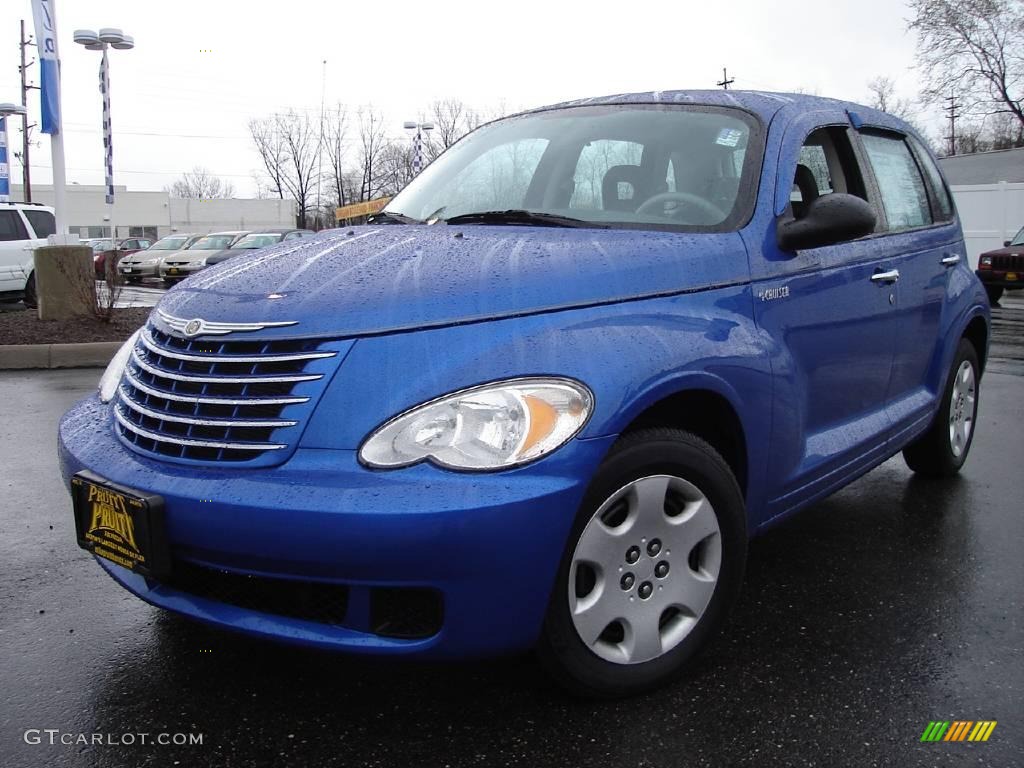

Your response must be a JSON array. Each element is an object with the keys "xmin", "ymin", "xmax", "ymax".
[
  {"xmin": 980, "ymin": 245, "xmax": 1024, "ymax": 257},
  {"xmin": 155, "ymin": 225, "xmax": 748, "ymax": 339},
  {"xmin": 136, "ymin": 248, "xmax": 189, "ymax": 263}
]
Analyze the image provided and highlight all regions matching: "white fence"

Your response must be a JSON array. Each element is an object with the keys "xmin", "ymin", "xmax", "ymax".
[{"xmin": 951, "ymin": 182, "xmax": 1024, "ymax": 266}]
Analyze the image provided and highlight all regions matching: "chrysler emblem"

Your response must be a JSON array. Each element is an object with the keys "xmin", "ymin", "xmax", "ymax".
[{"xmin": 183, "ymin": 319, "xmax": 203, "ymax": 337}]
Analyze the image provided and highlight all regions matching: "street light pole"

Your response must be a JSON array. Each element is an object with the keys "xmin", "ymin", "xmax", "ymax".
[
  {"xmin": 403, "ymin": 120, "xmax": 434, "ymax": 179},
  {"xmin": 73, "ymin": 27, "xmax": 133, "ymax": 244}
]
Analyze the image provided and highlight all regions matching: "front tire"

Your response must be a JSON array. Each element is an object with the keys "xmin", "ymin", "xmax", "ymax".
[
  {"xmin": 23, "ymin": 272, "xmax": 37, "ymax": 308},
  {"xmin": 538, "ymin": 428, "xmax": 747, "ymax": 697},
  {"xmin": 903, "ymin": 339, "xmax": 980, "ymax": 476}
]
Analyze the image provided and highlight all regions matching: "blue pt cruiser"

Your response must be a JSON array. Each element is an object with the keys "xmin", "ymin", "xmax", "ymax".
[{"xmin": 59, "ymin": 91, "xmax": 990, "ymax": 696}]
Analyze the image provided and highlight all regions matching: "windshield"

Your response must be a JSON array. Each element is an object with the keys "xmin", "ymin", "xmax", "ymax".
[
  {"xmin": 385, "ymin": 104, "xmax": 761, "ymax": 231},
  {"xmin": 149, "ymin": 236, "xmax": 192, "ymax": 250},
  {"xmin": 232, "ymin": 233, "xmax": 283, "ymax": 249},
  {"xmin": 1010, "ymin": 226, "xmax": 1024, "ymax": 247},
  {"xmin": 191, "ymin": 234, "xmax": 237, "ymax": 250},
  {"xmin": 90, "ymin": 240, "xmax": 113, "ymax": 252}
]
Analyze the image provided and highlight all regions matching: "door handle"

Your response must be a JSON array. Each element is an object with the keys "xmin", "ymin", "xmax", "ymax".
[
  {"xmin": 871, "ymin": 269, "xmax": 900, "ymax": 283},
  {"xmin": 941, "ymin": 254, "xmax": 961, "ymax": 266}
]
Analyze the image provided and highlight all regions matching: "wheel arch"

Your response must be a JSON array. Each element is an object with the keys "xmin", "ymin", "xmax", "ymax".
[
  {"xmin": 963, "ymin": 314, "xmax": 989, "ymax": 374},
  {"xmin": 617, "ymin": 385, "xmax": 750, "ymax": 500}
]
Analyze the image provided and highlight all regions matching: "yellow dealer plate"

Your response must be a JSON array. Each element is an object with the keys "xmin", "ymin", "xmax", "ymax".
[{"xmin": 71, "ymin": 472, "xmax": 170, "ymax": 577}]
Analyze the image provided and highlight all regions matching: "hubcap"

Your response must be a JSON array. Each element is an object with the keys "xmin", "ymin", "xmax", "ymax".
[
  {"xmin": 568, "ymin": 474, "xmax": 722, "ymax": 665},
  {"xmin": 948, "ymin": 361, "xmax": 976, "ymax": 458}
]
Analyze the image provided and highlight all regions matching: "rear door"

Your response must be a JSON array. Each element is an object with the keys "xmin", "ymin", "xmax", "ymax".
[
  {"xmin": 752, "ymin": 110, "xmax": 898, "ymax": 516},
  {"xmin": 0, "ymin": 209, "xmax": 32, "ymax": 292},
  {"xmin": 855, "ymin": 130, "xmax": 963, "ymax": 444}
]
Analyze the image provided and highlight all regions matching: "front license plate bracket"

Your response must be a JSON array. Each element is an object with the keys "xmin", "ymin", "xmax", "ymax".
[{"xmin": 71, "ymin": 470, "xmax": 171, "ymax": 578}]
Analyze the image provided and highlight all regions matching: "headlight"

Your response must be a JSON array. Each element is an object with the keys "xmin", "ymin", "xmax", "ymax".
[
  {"xmin": 979, "ymin": 255, "xmax": 993, "ymax": 266},
  {"xmin": 359, "ymin": 377, "xmax": 593, "ymax": 471},
  {"xmin": 98, "ymin": 329, "xmax": 140, "ymax": 403}
]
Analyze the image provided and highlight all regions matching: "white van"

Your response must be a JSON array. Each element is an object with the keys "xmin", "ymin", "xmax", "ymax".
[{"xmin": 0, "ymin": 202, "xmax": 56, "ymax": 306}]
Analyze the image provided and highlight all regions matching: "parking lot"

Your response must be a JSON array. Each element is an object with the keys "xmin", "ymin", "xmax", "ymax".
[{"xmin": 0, "ymin": 296, "xmax": 1021, "ymax": 768}]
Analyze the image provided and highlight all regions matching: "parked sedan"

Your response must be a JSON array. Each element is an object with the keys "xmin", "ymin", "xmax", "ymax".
[
  {"xmin": 158, "ymin": 231, "xmax": 249, "ymax": 282},
  {"xmin": 118, "ymin": 234, "xmax": 201, "ymax": 283},
  {"xmin": 199, "ymin": 228, "xmax": 316, "ymax": 268},
  {"xmin": 93, "ymin": 237, "xmax": 153, "ymax": 279}
]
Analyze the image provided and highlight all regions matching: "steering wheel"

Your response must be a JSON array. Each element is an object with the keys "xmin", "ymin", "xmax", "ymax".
[{"xmin": 634, "ymin": 192, "xmax": 727, "ymax": 223}]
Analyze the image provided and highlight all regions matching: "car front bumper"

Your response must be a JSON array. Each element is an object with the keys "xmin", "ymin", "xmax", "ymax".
[
  {"xmin": 976, "ymin": 269, "xmax": 1022, "ymax": 288},
  {"xmin": 58, "ymin": 395, "xmax": 613, "ymax": 658},
  {"xmin": 160, "ymin": 261, "xmax": 204, "ymax": 279},
  {"xmin": 119, "ymin": 260, "xmax": 162, "ymax": 278}
]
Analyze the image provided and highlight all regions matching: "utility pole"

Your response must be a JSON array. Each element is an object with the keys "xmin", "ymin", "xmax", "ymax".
[
  {"xmin": 717, "ymin": 67, "xmax": 735, "ymax": 90},
  {"xmin": 944, "ymin": 92, "xmax": 960, "ymax": 156},
  {"xmin": 18, "ymin": 19, "xmax": 38, "ymax": 202}
]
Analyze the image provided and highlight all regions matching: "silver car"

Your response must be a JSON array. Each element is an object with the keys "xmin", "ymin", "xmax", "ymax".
[
  {"xmin": 118, "ymin": 234, "xmax": 201, "ymax": 281},
  {"xmin": 158, "ymin": 231, "xmax": 248, "ymax": 282}
]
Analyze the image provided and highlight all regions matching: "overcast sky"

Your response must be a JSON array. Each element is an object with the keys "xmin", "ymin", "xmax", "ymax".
[{"xmin": 0, "ymin": 0, "xmax": 929, "ymax": 197}]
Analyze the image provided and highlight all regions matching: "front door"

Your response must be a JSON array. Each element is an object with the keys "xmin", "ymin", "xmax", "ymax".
[{"xmin": 751, "ymin": 110, "xmax": 897, "ymax": 517}]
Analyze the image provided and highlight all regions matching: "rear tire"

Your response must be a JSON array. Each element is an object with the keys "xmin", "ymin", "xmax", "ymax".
[
  {"xmin": 985, "ymin": 285, "xmax": 1003, "ymax": 305},
  {"xmin": 903, "ymin": 338, "xmax": 980, "ymax": 476},
  {"xmin": 23, "ymin": 272, "xmax": 37, "ymax": 309},
  {"xmin": 537, "ymin": 428, "xmax": 746, "ymax": 698}
]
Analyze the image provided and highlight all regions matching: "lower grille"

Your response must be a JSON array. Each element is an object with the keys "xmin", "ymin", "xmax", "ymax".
[{"xmin": 160, "ymin": 560, "xmax": 350, "ymax": 625}]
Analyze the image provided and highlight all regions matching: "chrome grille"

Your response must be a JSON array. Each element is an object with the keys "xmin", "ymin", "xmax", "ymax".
[{"xmin": 115, "ymin": 324, "xmax": 339, "ymax": 465}]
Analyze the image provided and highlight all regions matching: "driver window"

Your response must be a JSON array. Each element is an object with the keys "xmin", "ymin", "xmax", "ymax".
[{"xmin": 790, "ymin": 127, "xmax": 866, "ymax": 220}]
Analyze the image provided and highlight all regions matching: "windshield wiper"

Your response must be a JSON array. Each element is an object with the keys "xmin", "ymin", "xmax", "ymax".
[
  {"xmin": 367, "ymin": 210, "xmax": 421, "ymax": 225},
  {"xmin": 442, "ymin": 209, "xmax": 601, "ymax": 228}
]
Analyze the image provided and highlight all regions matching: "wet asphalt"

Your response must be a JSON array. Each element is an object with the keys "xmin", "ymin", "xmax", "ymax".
[{"xmin": 1, "ymin": 297, "xmax": 1022, "ymax": 768}]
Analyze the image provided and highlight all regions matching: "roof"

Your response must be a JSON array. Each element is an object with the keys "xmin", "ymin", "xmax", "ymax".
[
  {"xmin": 938, "ymin": 147, "xmax": 1024, "ymax": 185},
  {"xmin": 529, "ymin": 89, "xmax": 885, "ymax": 123}
]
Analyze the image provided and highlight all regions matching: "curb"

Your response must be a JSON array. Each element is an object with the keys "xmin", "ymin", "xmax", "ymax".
[{"xmin": 0, "ymin": 341, "xmax": 121, "ymax": 370}]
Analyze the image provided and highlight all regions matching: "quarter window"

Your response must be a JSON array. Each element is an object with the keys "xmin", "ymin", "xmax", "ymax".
[
  {"xmin": 860, "ymin": 132, "xmax": 932, "ymax": 230},
  {"xmin": 908, "ymin": 136, "xmax": 954, "ymax": 222},
  {"xmin": 24, "ymin": 210, "xmax": 56, "ymax": 238}
]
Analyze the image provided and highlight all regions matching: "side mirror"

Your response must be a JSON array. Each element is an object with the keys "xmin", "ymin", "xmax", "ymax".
[
  {"xmin": 1004, "ymin": 240, "xmax": 1011, "ymax": 248},
  {"xmin": 777, "ymin": 193, "xmax": 877, "ymax": 252}
]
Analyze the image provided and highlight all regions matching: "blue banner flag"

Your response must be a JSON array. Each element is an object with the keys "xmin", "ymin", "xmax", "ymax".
[{"xmin": 32, "ymin": 0, "xmax": 61, "ymax": 135}]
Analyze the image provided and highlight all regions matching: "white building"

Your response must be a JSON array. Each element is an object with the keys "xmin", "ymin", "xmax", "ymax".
[
  {"xmin": 939, "ymin": 148, "xmax": 1024, "ymax": 264},
  {"xmin": 7, "ymin": 183, "xmax": 297, "ymax": 240}
]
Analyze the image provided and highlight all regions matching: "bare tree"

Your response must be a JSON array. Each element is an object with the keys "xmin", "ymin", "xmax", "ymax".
[
  {"xmin": 275, "ymin": 110, "xmax": 321, "ymax": 229},
  {"xmin": 167, "ymin": 166, "xmax": 235, "ymax": 199},
  {"xmin": 322, "ymin": 102, "xmax": 350, "ymax": 208},
  {"xmin": 908, "ymin": 0, "xmax": 1024, "ymax": 125},
  {"xmin": 430, "ymin": 98, "xmax": 468, "ymax": 150},
  {"xmin": 357, "ymin": 107, "xmax": 388, "ymax": 201},
  {"xmin": 377, "ymin": 140, "xmax": 416, "ymax": 197},
  {"xmin": 865, "ymin": 76, "xmax": 937, "ymax": 150},
  {"xmin": 249, "ymin": 116, "xmax": 288, "ymax": 199}
]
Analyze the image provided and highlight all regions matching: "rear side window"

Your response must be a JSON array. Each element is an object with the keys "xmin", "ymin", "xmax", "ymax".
[
  {"xmin": 908, "ymin": 136, "xmax": 954, "ymax": 222},
  {"xmin": 24, "ymin": 210, "xmax": 56, "ymax": 238},
  {"xmin": 860, "ymin": 132, "xmax": 932, "ymax": 230},
  {"xmin": 0, "ymin": 210, "xmax": 29, "ymax": 241}
]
